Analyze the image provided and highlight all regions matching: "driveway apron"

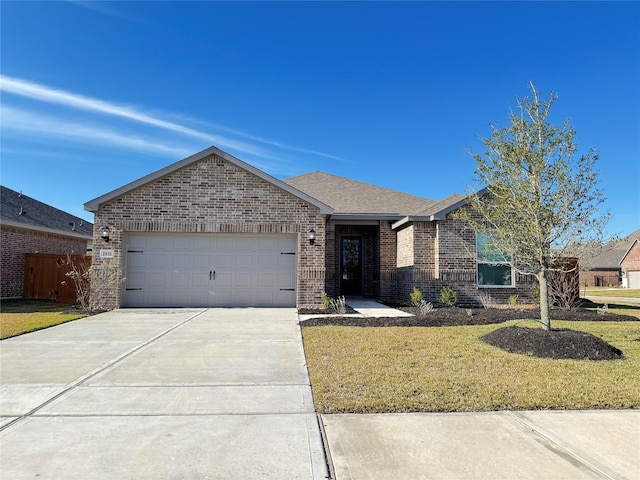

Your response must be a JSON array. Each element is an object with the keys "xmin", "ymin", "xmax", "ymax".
[{"xmin": 0, "ymin": 308, "xmax": 328, "ymax": 479}]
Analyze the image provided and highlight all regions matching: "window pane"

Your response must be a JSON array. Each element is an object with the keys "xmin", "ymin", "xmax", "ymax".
[
  {"xmin": 476, "ymin": 234, "xmax": 510, "ymax": 263},
  {"xmin": 478, "ymin": 263, "xmax": 512, "ymax": 286}
]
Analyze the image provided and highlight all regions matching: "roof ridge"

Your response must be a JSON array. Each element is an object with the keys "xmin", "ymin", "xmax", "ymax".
[{"xmin": 285, "ymin": 170, "xmax": 435, "ymax": 202}]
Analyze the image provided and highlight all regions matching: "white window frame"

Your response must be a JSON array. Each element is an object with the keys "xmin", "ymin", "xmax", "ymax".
[{"xmin": 476, "ymin": 233, "xmax": 514, "ymax": 288}]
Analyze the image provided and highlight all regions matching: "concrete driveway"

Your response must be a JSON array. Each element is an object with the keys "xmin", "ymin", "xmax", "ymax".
[{"xmin": 0, "ymin": 308, "xmax": 328, "ymax": 479}]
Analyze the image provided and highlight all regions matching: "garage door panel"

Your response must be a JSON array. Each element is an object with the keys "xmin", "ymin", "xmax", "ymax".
[
  {"xmin": 149, "ymin": 236, "xmax": 173, "ymax": 249},
  {"xmin": 123, "ymin": 234, "xmax": 297, "ymax": 307},
  {"xmin": 173, "ymin": 254, "xmax": 193, "ymax": 268},
  {"xmin": 235, "ymin": 273, "xmax": 252, "ymax": 287},
  {"xmin": 276, "ymin": 255, "xmax": 295, "ymax": 268},
  {"xmin": 258, "ymin": 273, "xmax": 275, "ymax": 287},
  {"xmin": 192, "ymin": 272, "xmax": 210, "ymax": 287},
  {"xmin": 258, "ymin": 255, "xmax": 275, "ymax": 268},
  {"xmin": 216, "ymin": 272, "xmax": 233, "ymax": 287},
  {"xmin": 127, "ymin": 253, "xmax": 146, "ymax": 267},
  {"xmin": 215, "ymin": 255, "xmax": 234, "ymax": 269},
  {"xmin": 233, "ymin": 291, "xmax": 252, "ymax": 306},
  {"xmin": 171, "ymin": 273, "xmax": 189, "ymax": 287},
  {"xmin": 236, "ymin": 238, "xmax": 253, "ymax": 250},
  {"xmin": 236, "ymin": 256, "xmax": 252, "ymax": 269},
  {"xmin": 148, "ymin": 273, "xmax": 166, "ymax": 287},
  {"xmin": 148, "ymin": 254, "xmax": 168, "ymax": 267}
]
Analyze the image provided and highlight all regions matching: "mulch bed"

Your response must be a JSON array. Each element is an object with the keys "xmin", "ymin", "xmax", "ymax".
[
  {"xmin": 481, "ymin": 326, "xmax": 624, "ymax": 361},
  {"xmin": 299, "ymin": 306, "xmax": 636, "ymax": 361}
]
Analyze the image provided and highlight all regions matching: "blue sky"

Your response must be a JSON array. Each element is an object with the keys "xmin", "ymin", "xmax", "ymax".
[{"xmin": 1, "ymin": 1, "xmax": 638, "ymax": 238}]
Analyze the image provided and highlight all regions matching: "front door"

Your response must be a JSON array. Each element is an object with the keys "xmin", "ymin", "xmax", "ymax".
[{"xmin": 340, "ymin": 236, "xmax": 362, "ymax": 296}]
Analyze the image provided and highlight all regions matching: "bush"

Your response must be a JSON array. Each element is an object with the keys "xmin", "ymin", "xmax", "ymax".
[
  {"xmin": 440, "ymin": 287, "xmax": 457, "ymax": 307},
  {"xmin": 417, "ymin": 300, "xmax": 434, "ymax": 318},
  {"xmin": 508, "ymin": 294, "xmax": 519, "ymax": 307},
  {"xmin": 329, "ymin": 296, "xmax": 347, "ymax": 315},
  {"xmin": 410, "ymin": 287, "xmax": 423, "ymax": 307},
  {"xmin": 322, "ymin": 292, "xmax": 332, "ymax": 310}
]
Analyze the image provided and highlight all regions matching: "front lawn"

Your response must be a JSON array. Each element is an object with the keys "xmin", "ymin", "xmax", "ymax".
[
  {"xmin": 302, "ymin": 319, "xmax": 640, "ymax": 413},
  {"xmin": 583, "ymin": 287, "xmax": 640, "ymax": 298},
  {"xmin": 0, "ymin": 300, "xmax": 87, "ymax": 339}
]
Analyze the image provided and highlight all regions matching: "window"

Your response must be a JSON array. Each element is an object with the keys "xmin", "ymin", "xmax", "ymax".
[{"xmin": 476, "ymin": 234, "xmax": 513, "ymax": 287}]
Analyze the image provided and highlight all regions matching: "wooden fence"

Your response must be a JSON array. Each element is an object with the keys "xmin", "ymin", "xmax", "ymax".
[{"xmin": 23, "ymin": 254, "xmax": 92, "ymax": 304}]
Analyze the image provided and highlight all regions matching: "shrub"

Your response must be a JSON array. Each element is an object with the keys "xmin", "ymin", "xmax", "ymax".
[
  {"xmin": 322, "ymin": 292, "xmax": 332, "ymax": 310},
  {"xmin": 410, "ymin": 287, "xmax": 423, "ymax": 307},
  {"xmin": 530, "ymin": 284, "xmax": 540, "ymax": 305},
  {"xmin": 508, "ymin": 294, "xmax": 519, "ymax": 307},
  {"xmin": 329, "ymin": 296, "xmax": 347, "ymax": 315},
  {"xmin": 61, "ymin": 255, "xmax": 119, "ymax": 313},
  {"xmin": 477, "ymin": 292, "xmax": 496, "ymax": 309},
  {"xmin": 440, "ymin": 287, "xmax": 457, "ymax": 307},
  {"xmin": 417, "ymin": 300, "xmax": 434, "ymax": 318}
]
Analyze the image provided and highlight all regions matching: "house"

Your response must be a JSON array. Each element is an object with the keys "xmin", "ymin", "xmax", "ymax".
[
  {"xmin": 84, "ymin": 146, "xmax": 533, "ymax": 309},
  {"xmin": 0, "ymin": 186, "xmax": 93, "ymax": 299},
  {"xmin": 579, "ymin": 229, "xmax": 640, "ymax": 287},
  {"xmin": 620, "ymin": 236, "xmax": 640, "ymax": 288}
]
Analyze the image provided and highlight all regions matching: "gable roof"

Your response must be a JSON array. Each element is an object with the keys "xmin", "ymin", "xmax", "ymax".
[
  {"xmin": 1, "ymin": 185, "xmax": 93, "ymax": 239},
  {"xmin": 581, "ymin": 229, "xmax": 640, "ymax": 270},
  {"xmin": 84, "ymin": 146, "xmax": 333, "ymax": 214},
  {"xmin": 620, "ymin": 238, "xmax": 639, "ymax": 266},
  {"xmin": 283, "ymin": 171, "xmax": 435, "ymax": 217}
]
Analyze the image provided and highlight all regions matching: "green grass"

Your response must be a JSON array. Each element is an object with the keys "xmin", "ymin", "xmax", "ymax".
[
  {"xmin": 302, "ymin": 319, "xmax": 640, "ymax": 413},
  {"xmin": 583, "ymin": 287, "xmax": 640, "ymax": 298},
  {"xmin": 0, "ymin": 300, "xmax": 87, "ymax": 339}
]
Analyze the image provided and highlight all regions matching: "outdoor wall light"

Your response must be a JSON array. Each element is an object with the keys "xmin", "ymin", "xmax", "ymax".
[
  {"xmin": 308, "ymin": 228, "xmax": 316, "ymax": 245},
  {"xmin": 101, "ymin": 226, "xmax": 110, "ymax": 243}
]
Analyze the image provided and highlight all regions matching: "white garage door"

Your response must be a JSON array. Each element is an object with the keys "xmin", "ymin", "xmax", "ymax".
[
  {"xmin": 122, "ymin": 234, "xmax": 297, "ymax": 307},
  {"xmin": 629, "ymin": 271, "xmax": 640, "ymax": 289}
]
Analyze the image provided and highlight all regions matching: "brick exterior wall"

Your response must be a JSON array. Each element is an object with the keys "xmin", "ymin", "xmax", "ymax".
[
  {"xmin": 579, "ymin": 270, "xmax": 620, "ymax": 287},
  {"xmin": 1, "ymin": 225, "xmax": 90, "ymax": 299},
  {"xmin": 395, "ymin": 214, "xmax": 535, "ymax": 307},
  {"xmin": 621, "ymin": 241, "xmax": 640, "ymax": 287},
  {"xmin": 378, "ymin": 221, "xmax": 397, "ymax": 302},
  {"xmin": 396, "ymin": 225, "xmax": 413, "ymax": 267},
  {"xmin": 91, "ymin": 154, "xmax": 326, "ymax": 309}
]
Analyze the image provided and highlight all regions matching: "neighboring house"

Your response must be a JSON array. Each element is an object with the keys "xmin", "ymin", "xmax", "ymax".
[
  {"xmin": 620, "ymin": 237, "xmax": 640, "ymax": 288},
  {"xmin": 579, "ymin": 229, "xmax": 640, "ymax": 287},
  {"xmin": 84, "ymin": 146, "xmax": 534, "ymax": 310},
  {"xmin": 1, "ymin": 186, "xmax": 93, "ymax": 299}
]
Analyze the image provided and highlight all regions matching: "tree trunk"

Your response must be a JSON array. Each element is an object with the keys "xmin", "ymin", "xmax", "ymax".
[{"xmin": 538, "ymin": 269, "xmax": 551, "ymax": 330}]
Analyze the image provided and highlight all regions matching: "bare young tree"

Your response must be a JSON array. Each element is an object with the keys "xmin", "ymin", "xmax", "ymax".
[{"xmin": 459, "ymin": 82, "xmax": 609, "ymax": 329}]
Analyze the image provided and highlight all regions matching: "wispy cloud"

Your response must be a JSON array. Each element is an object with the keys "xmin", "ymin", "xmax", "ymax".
[
  {"xmin": 0, "ymin": 75, "xmax": 341, "ymax": 162},
  {"xmin": 2, "ymin": 105, "xmax": 193, "ymax": 157}
]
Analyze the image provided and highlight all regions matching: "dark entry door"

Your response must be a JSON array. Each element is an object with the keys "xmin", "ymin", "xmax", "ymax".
[{"xmin": 340, "ymin": 236, "xmax": 362, "ymax": 295}]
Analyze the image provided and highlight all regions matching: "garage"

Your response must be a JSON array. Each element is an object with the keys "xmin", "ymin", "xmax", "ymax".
[
  {"xmin": 628, "ymin": 271, "xmax": 640, "ymax": 289},
  {"xmin": 123, "ymin": 234, "xmax": 297, "ymax": 307}
]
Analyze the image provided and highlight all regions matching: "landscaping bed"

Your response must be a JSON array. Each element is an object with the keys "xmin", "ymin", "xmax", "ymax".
[{"xmin": 300, "ymin": 304, "xmax": 637, "ymax": 361}]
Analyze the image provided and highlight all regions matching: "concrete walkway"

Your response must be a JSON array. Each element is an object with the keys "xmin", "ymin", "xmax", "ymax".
[
  {"xmin": 321, "ymin": 410, "xmax": 640, "ymax": 480},
  {"xmin": 298, "ymin": 297, "xmax": 413, "ymax": 322},
  {"xmin": 0, "ymin": 308, "xmax": 328, "ymax": 479}
]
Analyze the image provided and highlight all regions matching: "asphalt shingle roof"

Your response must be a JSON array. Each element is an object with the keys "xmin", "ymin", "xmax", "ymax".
[
  {"xmin": 581, "ymin": 229, "xmax": 640, "ymax": 269},
  {"xmin": 283, "ymin": 171, "xmax": 436, "ymax": 216},
  {"xmin": 1, "ymin": 186, "xmax": 93, "ymax": 237}
]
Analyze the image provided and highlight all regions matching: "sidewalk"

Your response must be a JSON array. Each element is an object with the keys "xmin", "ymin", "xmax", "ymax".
[{"xmin": 321, "ymin": 410, "xmax": 640, "ymax": 480}]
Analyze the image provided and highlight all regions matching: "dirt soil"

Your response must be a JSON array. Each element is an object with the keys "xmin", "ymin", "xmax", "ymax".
[{"xmin": 299, "ymin": 306, "xmax": 636, "ymax": 361}]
